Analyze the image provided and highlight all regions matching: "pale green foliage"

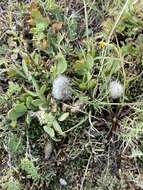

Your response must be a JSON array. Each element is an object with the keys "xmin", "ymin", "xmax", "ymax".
[
  {"xmin": 36, "ymin": 111, "xmax": 65, "ymax": 140},
  {"xmin": 8, "ymin": 134, "xmax": 23, "ymax": 154},
  {"xmin": 94, "ymin": 171, "xmax": 120, "ymax": 190},
  {"xmin": 30, "ymin": 7, "xmax": 49, "ymax": 39},
  {"xmin": 8, "ymin": 103, "xmax": 27, "ymax": 122},
  {"xmin": 131, "ymin": 148, "xmax": 143, "ymax": 158},
  {"xmin": 21, "ymin": 157, "xmax": 39, "ymax": 180},
  {"xmin": 3, "ymin": 179, "xmax": 21, "ymax": 190},
  {"xmin": 74, "ymin": 52, "xmax": 96, "ymax": 90},
  {"xmin": 7, "ymin": 82, "xmax": 21, "ymax": 96},
  {"xmin": 0, "ymin": 0, "xmax": 143, "ymax": 189},
  {"xmin": 65, "ymin": 14, "xmax": 78, "ymax": 40},
  {"xmin": 58, "ymin": 112, "xmax": 69, "ymax": 121},
  {"xmin": 121, "ymin": 117, "xmax": 143, "ymax": 143},
  {"xmin": 52, "ymin": 120, "xmax": 65, "ymax": 136},
  {"xmin": 55, "ymin": 52, "xmax": 67, "ymax": 75},
  {"xmin": 43, "ymin": 125, "xmax": 55, "ymax": 139},
  {"xmin": 44, "ymin": 0, "xmax": 59, "ymax": 11}
]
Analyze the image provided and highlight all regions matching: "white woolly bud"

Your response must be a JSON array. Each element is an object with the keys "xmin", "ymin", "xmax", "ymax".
[
  {"xmin": 52, "ymin": 75, "xmax": 71, "ymax": 100},
  {"xmin": 44, "ymin": 141, "xmax": 53, "ymax": 160},
  {"xmin": 109, "ymin": 80, "xmax": 124, "ymax": 99}
]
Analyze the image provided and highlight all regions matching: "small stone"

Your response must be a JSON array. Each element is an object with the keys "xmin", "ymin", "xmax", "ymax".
[{"xmin": 59, "ymin": 178, "xmax": 67, "ymax": 186}]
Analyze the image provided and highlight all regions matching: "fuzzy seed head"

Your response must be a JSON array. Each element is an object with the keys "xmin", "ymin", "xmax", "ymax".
[
  {"xmin": 44, "ymin": 141, "xmax": 53, "ymax": 160},
  {"xmin": 52, "ymin": 75, "xmax": 71, "ymax": 100},
  {"xmin": 109, "ymin": 80, "xmax": 124, "ymax": 99}
]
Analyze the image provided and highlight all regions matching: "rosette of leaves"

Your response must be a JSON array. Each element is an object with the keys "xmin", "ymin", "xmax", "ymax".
[
  {"xmin": 37, "ymin": 111, "xmax": 67, "ymax": 141},
  {"xmin": 74, "ymin": 52, "xmax": 96, "ymax": 90}
]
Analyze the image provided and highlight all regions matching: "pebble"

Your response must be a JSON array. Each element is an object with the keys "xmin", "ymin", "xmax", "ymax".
[{"xmin": 59, "ymin": 178, "xmax": 67, "ymax": 186}]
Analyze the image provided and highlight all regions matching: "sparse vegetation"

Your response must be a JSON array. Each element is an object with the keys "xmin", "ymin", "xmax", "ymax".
[{"xmin": 0, "ymin": 0, "xmax": 143, "ymax": 189}]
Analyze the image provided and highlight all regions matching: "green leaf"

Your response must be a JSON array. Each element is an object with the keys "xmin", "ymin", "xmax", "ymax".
[
  {"xmin": 74, "ymin": 59, "xmax": 88, "ymax": 75},
  {"xmin": 79, "ymin": 81, "xmax": 88, "ymax": 90},
  {"xmin": 74, "ymin": 53, "xmax": 94, "ymax": 76},
  {"xmin": 26, "ymin": 96, "xmax": 33, "ymax": 108},
  {"xmin": 31, "ymin": 9, "xmax": 49, "ymax": 28},
  {"xmin": 56, "ymin": 53, "xmax": 67, "ymax": 75},
  {"xmin": 32, "ymin": 99, "xmax": 43, "ymax": 107},
  {"xmin": 53, "ymin": 120, "xmax": 65, "ymax": 136},
  {"xmin": 86, "ymin": 53, "xmax": 94, "ymax": 70},
  {"xmin": 36, "ymin": 112, "xmax": 55, "ymax": 126},
  {"xmin": 26, "ymin": 114, "xmax": 32, "ymax": 125},
  {"xmin": 36, "ymin": 22, "xmax": 47, "ymax": 32},
  {"xmin": 22, "ymin": 57, "xmax": 32, "ymax": 81},
  {"xmin": 40, "ymin": 84, "xmax": 47, "ymax": 95},
  {"xmin": 8, "ymin": 103, "xmax": 27, "ymax": 121},
  {"xmin": 11, "ymin": 65, "xmax": 26, "ymax": 79},
  {"xmin": 44, "ymin": 113, "xmax": 55, "ymax": 127},
  {"xmin": 88, "ymin": 79, "xmax": 96, "ymax": 89},
  {"xmin": 103, "ymin": 59, "xmax": 121, "ymax": 76},
  {"xmin": 31, "ymin": 77, "xmax": 39, "ymax": 92},
  {"xmin": 58, "ymin": 112, "xmax": 69, "ymax": 121},
  {"xmin": 22, "ymin": 60, "xmax": 29, "ymax": 79},
  {"xmin": 24, "ymin": 88, "xmax": 38, "ymax": 97},
  {"xmin": 43, "ymin": 125, "xmax": 55, "ymax": 138},
  {"xmin": 10, "ymin": 120, "xmax": 17, "ymax": 128}
]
